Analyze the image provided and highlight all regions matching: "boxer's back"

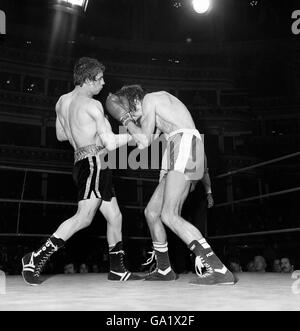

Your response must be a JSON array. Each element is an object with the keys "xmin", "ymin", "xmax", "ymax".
[
  {"xmin": 147, "ymin": 92, "xmax": 195, "ymax": 134},
  {"xmin": 56, "ymin": 91, "xmax": 101, "ymax": 150}
]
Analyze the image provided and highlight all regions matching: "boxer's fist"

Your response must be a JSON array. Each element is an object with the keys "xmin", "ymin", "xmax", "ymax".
[{"xmin": 106, "ymin": 93, "xmax": 134, "ymax": 127}]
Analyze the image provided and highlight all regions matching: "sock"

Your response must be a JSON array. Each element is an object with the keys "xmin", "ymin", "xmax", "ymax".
[
  {"xmin": 153, "ymin": 242, "xmax": 171, "ymax": 271},
  {"xmin": 188, "ymin": 238, "xmax": 214, "ymax": 258},
  {"xmin": 109, "ymin": 241, "xmax": 126, "ymax": 273},
  {"xmin": 50, "ymin": 235, "xmax": 65, "ymax": 249},
  {"xmin": 34, "ymin": 235, "xmax": 65, "ymax": 260},
  {"xmin": 188, "ymin": 239, "xmax": 225, "ymax": 270}
]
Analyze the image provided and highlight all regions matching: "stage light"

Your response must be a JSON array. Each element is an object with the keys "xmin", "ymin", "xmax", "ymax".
[
  {"xmin": 62, "ymin": 0, "xmax": 88, "ymax": 8},
  {"xmin": 249, "ymin": 0, "xmax": 259, "ymax": 7},
  {"xmin": 52, "ymin": 0, "xmax": 89, "ymax": 13},
  {"xmin": 192, "ymin": 0, "xmax": 211, "ymax": 14},
  {"xmin": 66, "ymin": 0, "xmax": 84, "ymax": 5}
]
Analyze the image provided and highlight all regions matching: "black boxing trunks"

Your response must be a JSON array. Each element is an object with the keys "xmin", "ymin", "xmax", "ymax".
[
  {"xmin": 73, "ymin": 144, "xmax": 115, "ymax": 202},
  {"xmin": 159, "ymin": 129, "xmax": 204, "ymax": 182}
]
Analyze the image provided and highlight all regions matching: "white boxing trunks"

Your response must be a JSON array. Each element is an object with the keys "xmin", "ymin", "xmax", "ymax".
[{"xmin": 160, "ymin": 129, "xmax": 204, "ymax": 182}]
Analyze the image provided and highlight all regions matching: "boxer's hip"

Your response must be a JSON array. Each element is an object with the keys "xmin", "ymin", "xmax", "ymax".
[
  {"xmin": 160, "ymin": 129, "xmax": 204, "ymax": 181},
  {"xmin": 164, "ymin": 128, "xmax": 202, "ymax": 141},
  {"xmin": 74, "ymin": 144, "xmax": 105, "ymax": 164}
]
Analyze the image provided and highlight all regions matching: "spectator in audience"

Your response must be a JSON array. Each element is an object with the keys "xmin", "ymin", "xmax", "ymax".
[
  {"xmin": 91, "ymin": 264, "xmax": 100, "ymax": 273},
  {"xmin": 0, "ymin": 246, "xmax": 8, "ymax": 270},
  {"xmin": 246, "ymin": 260, "xmax": 256, "ymax": 272},
  {"xmin": 253, "ymin": 255, "xmax": 267, "ymax": 272},
  {"xmin": 272, "ymin": 259, "xmax": 281, "ymax": 272},
  {"xmin": 280, "ymin": 257, "xmax": 294, "ymax": 273},
  {"xmin": 228, "ymin": 259, "xmax": 243, "ymax": 273},
  {"xmin": 64, "ymin": 263, "xmax": 76, "ymax": 274},
  {"xmin": 100, "ymin": 252, "xmax": 109, "ymax": 272},
  {"xmin": 79, "ymin": 263, "xmax": 89, "ymax": 273}
]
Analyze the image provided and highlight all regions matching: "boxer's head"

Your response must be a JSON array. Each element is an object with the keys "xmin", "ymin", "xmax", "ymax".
[
  {"xmin": 73, "ymin": 57, "xmax": 105, "ymax": 94},
  {"xmin": 115, "ymin": 85, "xmax": 145, "ymax": 119}
]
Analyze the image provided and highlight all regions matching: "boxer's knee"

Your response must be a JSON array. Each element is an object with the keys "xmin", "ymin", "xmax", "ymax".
[
  {"xmin": 75, "ymin": 206, "xmax": 97, "ymax": 229},
  {"xmin": 144, "ymin": 207, "xmax": 160, "ymax": 225}
]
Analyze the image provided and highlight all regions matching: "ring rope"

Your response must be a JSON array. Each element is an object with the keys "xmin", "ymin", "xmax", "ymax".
[
  {"xmin": 214, "ymin": 187, "xmax": 300, "ymax": 208},
  {"xmin": 215, "ymin": 151, "xmax": 300, "ymax": 179}
]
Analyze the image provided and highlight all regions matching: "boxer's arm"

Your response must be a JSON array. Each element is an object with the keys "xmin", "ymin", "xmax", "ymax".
[
  {"xmin": 126, "ymin": 96, "xmax": 156, "ymax": 149},
  {"xmin": 88, "ymin": 101, "xmax": 117, "ymax": 151},
  {"xmin": 104, "ymin": 116, "xmax": 133, "ymax": 148},
  {"xmin": 90, "ymin": 101, "xmax": 131, "ymax": 150},
  {"xmin": 201, "ymin": 154, "xmax": 214, "ymax": 208},
  {"xmin": 202, "ymin": 154, "xmax": 212, "ymax": 193},
  {"xmin": 55, "ymin": 100, "xmax": 68, "ymax": 142},
  {"xmin": 55, "ymin": 117, "xmax": 68, "ymax": 141}
]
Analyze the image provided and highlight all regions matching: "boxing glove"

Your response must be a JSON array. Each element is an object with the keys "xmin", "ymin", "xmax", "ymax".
[{"xmin": 106, "ymin": 93, "xmax": 134, "ymax": 127}]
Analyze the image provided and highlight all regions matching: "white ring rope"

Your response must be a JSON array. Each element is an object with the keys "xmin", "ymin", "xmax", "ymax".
[{"xmin": 215, "ymin": 151, "xmax": 300, "ymax": 179}]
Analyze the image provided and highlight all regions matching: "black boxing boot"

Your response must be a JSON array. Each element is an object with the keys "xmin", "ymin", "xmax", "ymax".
[
  {"xmin": 22, "ymin": 236, "xmax": 65, "ymax": 285},
  {"xmin": 108, "ymin": 241, "xmax": 143, "ymax": 281},
  {"xmin": 143, "ymin": 242, "xmax": 178, "ymax": 281},
  {"xmin": 188, "ymin": 239, "xmax": 236, "ymax": 286}
]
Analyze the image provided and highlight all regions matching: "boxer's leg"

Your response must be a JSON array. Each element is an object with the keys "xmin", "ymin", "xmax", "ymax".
[
  {"xmin": 161, "ymin": 171, "xmax": 235, "ymax": 285},
  {"xmin": 22, "ymin": 195, "xmax": 101, "ymax": 285},
  {"xmin": 55, "ymin": 194, "xmax": 101, "ymax": 240},
  {"xmin": 100, "ymin": 197, "xmax": 142, "ymax": 281},
  {"xmin": 161, "ymin": 171, "xmax": 202, "ymax": 243},
  {"xmin": 143, "ymin": 178, "xmax": 177, "ymax": 280},
  {"xmin": 144, "ymin": 178, "xmax": 166, "ymax": 243},
  {"xmin": 100, "ymin": 197, "xmax": 122, "ymax": 247}
]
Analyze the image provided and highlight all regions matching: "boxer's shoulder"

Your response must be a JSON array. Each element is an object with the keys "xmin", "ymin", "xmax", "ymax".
[
  {"xmin": 142, "ymin": 92, "xmax": 164, "ymax": 106},
  {"xmin": 86, "ymin": 99, "xmax": 104, "ymax": 118},
  {"xmin": 56, "ymin": 92, "xmax": 72, "ymax": 107}
]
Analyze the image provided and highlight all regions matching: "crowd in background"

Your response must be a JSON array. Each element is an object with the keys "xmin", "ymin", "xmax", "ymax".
[{"xmin": 0, "ymin": 238, "xmax": 297, "ymax": 276}]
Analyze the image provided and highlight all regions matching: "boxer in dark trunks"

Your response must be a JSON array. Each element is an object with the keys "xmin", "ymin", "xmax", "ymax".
[{"xmin": 21, "ymin": 58, "xmax": 141, "ymax": 285}]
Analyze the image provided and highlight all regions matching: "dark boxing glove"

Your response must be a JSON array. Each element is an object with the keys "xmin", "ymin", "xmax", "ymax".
[{"xmin": 106, "ymin": 93, "xmax": 134, "ymax": 127}]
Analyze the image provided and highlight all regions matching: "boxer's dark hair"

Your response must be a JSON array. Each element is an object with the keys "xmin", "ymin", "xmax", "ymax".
[
  {"xmin": 115, "ymin": 85, "xmax": 145, "ymax": 112},
  {"xmin": 73, "ymin": 57, "xmax": 105, "ymax": 86}
]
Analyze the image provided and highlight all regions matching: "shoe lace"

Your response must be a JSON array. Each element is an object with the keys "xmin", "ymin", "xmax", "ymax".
[
  {"xmin": 119, "ymin": 250, "xmax": 126, "ymax": 271},
  {"xmin": 34, "ymin": 250, "xmax": 55, "ymax": 277},
  {"xmin": 195, "ymin": 256, "xmax": 213, "ymax": 278},
  {"xmin": 142, "ymin": 251, "xmax": 156, "ymax": 266},
  {"xmin": 142, "ymin": 251, "xmax": 157, "ymax": 275}
]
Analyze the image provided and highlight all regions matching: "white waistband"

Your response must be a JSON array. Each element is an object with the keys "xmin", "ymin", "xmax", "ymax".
[{"xmin": 74, "ymin": 144, "xmax": 105, "ymax": 163}]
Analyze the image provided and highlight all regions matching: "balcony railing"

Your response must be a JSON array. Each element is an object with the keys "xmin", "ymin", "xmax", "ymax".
[{"xmin": 0, "ymin": 45, "xmax": 233, "ymax": 82}]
